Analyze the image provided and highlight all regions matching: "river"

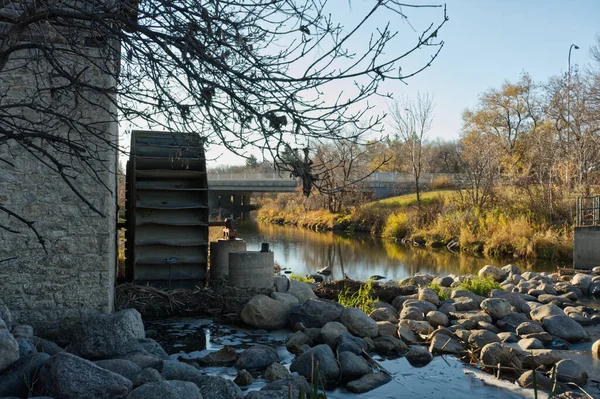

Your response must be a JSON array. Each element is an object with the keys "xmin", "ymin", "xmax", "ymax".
[{"xmin": 228, "ymin": 221, "xmax": 566, "ymax": 282}]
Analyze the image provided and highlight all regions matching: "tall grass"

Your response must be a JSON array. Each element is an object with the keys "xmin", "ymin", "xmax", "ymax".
[
  {"xmin": 457, "ymin": 276, "xmax": 503, "ymax": 297},
  {"xmin": 429, "ymin": 283, "xmax": 449, "ymax": 301},
  {"xmin": 290, "ymin": 273, "xmax": 314, "ymax": 284},
  {"xmin": 337, "ymin": 280, "xmax": 377, "ymax": 314},
  {"xmin": 381, "ymin": 212, "xmax": 409, "ymax": 238}
]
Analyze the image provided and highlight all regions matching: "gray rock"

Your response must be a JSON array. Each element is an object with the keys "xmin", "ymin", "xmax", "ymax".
[
  {"xmin": 94, "ymin": 359, "xmax": 142, "ymax": 382},
  {"xmin": 437, "ymin": 302, "xmax": 456, "ymax": 314},
  {"xmin": 432, "ymin": 276, "xmax": 454, "ymax": 287},
  {"xmin": 336, "ymin": 333, "xmax": 367, "ymax": 355},
  {"xmin": 449, "ymin": 310, "xmax": 492, "ymax": 324},
  {"xmin": 372, "ymin": 336, "xmax": 408, "ymax": 357},
  {"xmin": 132, "ymin": 368, "xmax": 164, "ymax": 387},
  {"xmin": 391, "ymin": 294, "xmax": 417, "ymax": 310},
  {"xmin": 489, "ymin": 290, "xmax": 527, "ymax": 313},
  {"xmin": 542, "ymin": 316, "xmax": 589, "ymax": 342},
  {"xmin": 0, "ymin": 329, "xmax": 19, "ymax": 373},
  {"xmin": 399, "ymin": 306, "xmax": 424, "ymax": 321},
  {"xmin": 285, "ymin": 331, "xmax": 312, "ymax": 354},
  {"xmin": 234, "ymin": 369, "xmax": 254, "ymax": 386},
  {"xmin": 515, "ymin": 322, "xmax": 544, "ymax": 337},
  {"xmin": 137, "ymin": 339, "xmax": 169, "ymax": 360},
  {"xmin": 502, "ymin": 264, "xmax": 521, "ymax": 275},
  {"xmin": 477, "ymin": 321, "xmax": 500, "ymax": 334},
  {"xmin": 235, "ymin": 346, "xmax": 279, "ymax": 371},
  {"xmin": 34, "ymin": 337, "xmax": 63, "ymax": 356},
  {"xmin": 286, "ymin": 279, "xmax": 317, "ymax": 304},
  {"xmin": 160, "ymin": 360, "xmax": 202, "ymax": 381},
  {"xmin": 320, "ymin": 322, "xmax": 347, "ymax": 347},
  {"xmin": 288, "ymin": 299, "xmax": 344, "ymax": 328},
  {"xmin": 571, "ymin": 274, "xmax": 593, "ymax": 294},
  {"xmin": 338, "ymin": 351, "xmax": 370, "ymax": 380},
  {"xmin": 517, "ymin": 370, "xmax": 554, "ymax": 391},
  {"xmin": 521, "ymin": 349, "xmax": 562, "ymax": 368},
  {"xmin": 402, "ymin": 299, "xmax": 437, "ymax": 315},
  {"xmin": 245, "ymin": 391, "xmax": 300, "ymax": 399},
  {"xmin": 11, "ymin": 325, "xmax": 33, "ymax": 339},
  {"xmin": 192, "ymin": 375, "xmax": 244, "ymax": 399},
  {"xmin": 376, "ymin": 321, "xmax": 397, "ymax": 337},
  {"xmin": 429, "ymin": 333, "xmax": 463, "ymax": 354},
  {"xmin": 497, "ymin": 332, "xmax": 518, "ymax": 343},
  {"xmin": 397, "ymin": 324, "xmax": 419, "ymax": 344},
  {"xmin": 16, "ymin": 337, "xmax": 36, "ymax": 357},
  {"xmin": 555, "ymin": 359, "xmax": 588, "ymax": 385},
  {"xmin": 480, "ymin": 298, "xmax": 511, "ymax": 320},
  {"xmin": 0, "ymin": 302, "xmax": 13, "ymax": 331},
  {"xmin": 195, "ymin": 346, "xmax": 237, "ymax": 367},
  {"xmin": 263, "ymin": 363, "xmax": 290, "ymax": 382},
  {"xmin": 405, "ymin": 345, "xmax": 433, "ymax": 367},
  {"xmin": 479, "ymin": 265, "xmax": 507, "ymax": 282},
  {"xmin": 418, "ymin": 288, "xmax": 440, "ymax": 306},
  {"xmin": 340, "ymin": 308, "xmax": 378, "ymax": 338},
  {"xmin": 451, "ymin": 297, "xmax": 479, "ymax": 311},
  {"xmin": 69, "ymin": 309, "xmax": 145, "ymax": 360},
  {"xmin": 261, "ymin": 375, "xmax": 310, "ymax": 393},
  {"xmin": 496, "ymin": 312, "xmax": 530, "ymax": 333},
  {"xmin": 425, "ymin": 311, "xmax": 448, "ymax": 328},
  {"xmin": 467, "ymin": 330, "xmax": 501, "ymax": 349},
  {"xmin": 369, "ymin": 308, "xmax": 398, "ymax": 323},
  {"xmin": 399, "ymin": 319, "xmax": 434, "ymax": 336},
  {"xmin": 127, "ymin": 380, "xmax": 201, "ymax": 399},
  {"xmin": 241, "ymin": 295, "xmax": 290, "ymax": 330},
  {"xmin": 270, "ymin": 292, "xmax": 300, "ymax": 308},
  {"xmin": 117, "ymin": 351, "xmax": 162, "ymax": 369},
  {"xmin": 0, "ymin": 352, "xmax": 50, "ymax": 397},
  {"xmin": 346, "ymin": 373, "xmax": 391, "ymax": 393},
  {"xmin": 290, "ymin": 344, "xmax": 340, "ymax": 385},
  {"xmin": 592, "ymin": 339, "xmax": 600, "ymax": 358},
  {"xmin": 531, "ymin": 304, "xmax": 566, "ymax": 323},
  {"xmin": 480, "ymin": 343, "xmax": 522, "ymax": 371},
  {"xmin": 518, "ymin": 338, "xmax": 544, "ymax": 350},
  {"xmin": 39, "ymin": 352, "xmax": 132, "ymax": 399}
]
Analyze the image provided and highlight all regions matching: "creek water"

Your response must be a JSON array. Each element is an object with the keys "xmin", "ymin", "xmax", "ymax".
[
  {"xmin": 145, "ymin": 222, "xmax": 598, "ymax": 399},
  {"xmin": 231, "ymin": 221, "xmax": 566, "ymax": 281}
]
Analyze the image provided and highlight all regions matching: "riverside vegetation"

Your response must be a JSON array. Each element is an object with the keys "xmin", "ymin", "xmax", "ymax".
[{"xmin": 257, "ymin": 188, "xmax": 574, "ymax": 262}]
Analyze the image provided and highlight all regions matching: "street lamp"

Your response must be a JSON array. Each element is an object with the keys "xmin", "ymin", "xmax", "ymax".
[{"xmin": 567, "ymin": 44, "xmax": 579, "ymax": 143}]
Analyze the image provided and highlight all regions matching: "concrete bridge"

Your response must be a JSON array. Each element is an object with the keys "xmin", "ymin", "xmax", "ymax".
[{"xmin": 207, "ymin": 172, "xmax": 462, "ymax": 217}]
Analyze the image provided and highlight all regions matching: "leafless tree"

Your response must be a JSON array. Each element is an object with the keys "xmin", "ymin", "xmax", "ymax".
[
  {"xmin": 389, "ymin": 92, "xmax": 435, "ymax": 207},
  {"xmin": 0, "ymin": 0, "xmax": 448, "ymax": 245}
]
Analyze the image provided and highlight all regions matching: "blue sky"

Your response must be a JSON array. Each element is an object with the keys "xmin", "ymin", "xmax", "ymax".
[
  {"xmin": 377, "ymin": 0, "xmax": 599, "ymax": 141},
  {"xmin": 204, "ymin": 1, "xmax": 600, "ymax": 165}
]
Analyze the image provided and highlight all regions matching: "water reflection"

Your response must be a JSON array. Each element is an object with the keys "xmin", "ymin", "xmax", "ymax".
[{"xmin": 220, "ymin": 222, "xmax": 565, "ymax": 282}]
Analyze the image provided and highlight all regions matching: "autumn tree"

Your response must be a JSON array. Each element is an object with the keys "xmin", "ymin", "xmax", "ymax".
[{"xmin": 389, "ymin": 92, "xmax": 435, "ymax": 207}]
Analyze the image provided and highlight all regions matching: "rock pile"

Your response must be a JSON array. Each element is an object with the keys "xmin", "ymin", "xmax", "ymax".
[
  {"xmin": 238, "ymin": 269, "xmax": 600, "ymax": 397},
  {"xmin": 0, "ymin": 308, "xmax": 245, "ymax": 399}
]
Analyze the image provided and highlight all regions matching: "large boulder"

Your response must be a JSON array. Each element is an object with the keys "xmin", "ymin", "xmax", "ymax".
[
  {"xmin": 402, "ymin": 299, "xmax": 437, "ymax": 315},
  {"xmin": 592, "ymin": 339, "xmax": 600, "ymax": 358},
  {"xmin": 571, "ymin": 274, "xmax": 593, "ymax": 294},
  {"xmin": 372, "ymin": 336, "xmax": 408, "ymax": 357},
  {"xmin": 517, "ymin": 370, "xmax": 554, "ymax": 391},
  {"xmin": 542, "ymin": 316, "xmax": 589, "ymax": 343},
  {"xmin": 336, "ymin": 333, "xmax": 367, "ymax": 355},
  {"xmin": 39, "ymin": 352, "xmax": 132, "ymax": 399},
  {"xmin": 489, "ymin": 290, "xmax": 527, "ymax": 313},
  {"xmin": 320, "ymin": 322, "xmax": 348, "ymax": 347},
  {"xmin": 377, "ymin": 321, "xmax": 397, "ymax": 337},
  {"xmin": 261, "ymin": 375, "xmax": 310, "ymax": 393},
  {"xmin": 369, "ymin": 308, "xmax": 398, "ymax": 323},
  {"xmin": 346, "ymin": 373, "xmax": 391, "ymax": 393},
  {"xmin": 479, "ymin": 343, "xmax": 522, "ymax": 371},
  {"xmin": 241, "ymin": 295, "xmax": 290, "ymax": 330},
  {"xmin": 160, "ymin": 360, "xmax": 243, "ymax": 399},
  {"xmin": 340, "ymin": 308, "xmax": 378, "ymax": 338},
  {"xmin": 418, "ymin": 288, "xmax": 440, "ymax": 306},
  {"xmin": 69, "ymin": 309, "xmax": 145, "ymax": 360},
  {"xmin": 94, "ymin": 359, "xmax": 142, "ymax": 382},
  {"xmin": 515, "ymin": 322, "xmax": 544, "ymax": 337},
  {"xmin": 0, "ymin": 329, "xmax": 19, "ymax": 373},
  {"xmin": 425, "ymin": 311, "xmax": 448, "ymax": 328},
  {"xmin": 127, "ymin": 380, "xmax": 201, "ymax": 399},
  {"xmin": 286, "ymin": 279, "xmax": 317, "ymax": 304},
  {"xmin": 480, "ymin": 298, "xmax": 511, "ymax": 320},
  {"xmin": 137, "ymin": 338, "xmax": 170, "ymax": 360},
  {"xmin": 556, "ymin": 359, "xmax": 588, "ymax": 385},
  {"xmin": 289, "ymin": 345, "xmax": 340, "ymax": 385},
  {"xmin": 405, "ymin": 345, "xmax": 433, "ymax": 367},
  {"xmin": 338, "ymin": 351, "xmax": 370, "ymax": 381},
  {"xmin": 429, "ymin": 333, "xmax": 463, "ymax": 354},
  {"xmin": 263, "ymin": 363, "xmax": 291, "ymax": 382},
  {"xmin": 478, "ymin": 265, "xmax": 507, "ymax": 282},
  {"xmin": 467, "ymin": 330, "xmax": 501, "ymax": 349},
  {"xmin": 0, "ymin": 352, "xmax": 50, "ymax": 397},
  {"xmin": 235, "ymin": 346, "xmax": 279, "ymax": 371},
  {"xmin": 530, "ymin": 304, "xmax": 565, "ymax": 323},
  {"xmin": 288, "ymin": 299, "xmax": 344, "ymax": 328}
]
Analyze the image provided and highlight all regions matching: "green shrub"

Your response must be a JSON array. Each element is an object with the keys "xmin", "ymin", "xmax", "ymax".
[
  {"xmin": 457, "ymin": 276, "xmax": 502, "ymax": 297},
  {"xmin": 429, "ymin": 283, "xmax": 449, "ymax": 301},
  {"xmin": 337, "ymin": 280, "xmax": 377, "ymax": 314}
]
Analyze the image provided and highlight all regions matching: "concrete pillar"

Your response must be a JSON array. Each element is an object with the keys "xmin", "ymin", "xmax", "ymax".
[
  {"xmin": 574, "ymin": 226, "xmax": 600, "ymax": 269},
  {"xmin": 209, "ymin": 239, "xmax": 247, "ymax": 280},
  {"xmin": 228, "ymin": 251, "xmax": 274, "ymax": 289}
]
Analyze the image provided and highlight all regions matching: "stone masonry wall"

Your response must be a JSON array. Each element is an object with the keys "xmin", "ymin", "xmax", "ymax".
[{"xmin": 0, "ymin": 7, "xmax": 118, "ymax": 340}]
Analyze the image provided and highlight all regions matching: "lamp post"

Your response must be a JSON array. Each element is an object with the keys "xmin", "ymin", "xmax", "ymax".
[{"xmin": 567, "ymin": 44, "xmax": 579, "ymax": 143}]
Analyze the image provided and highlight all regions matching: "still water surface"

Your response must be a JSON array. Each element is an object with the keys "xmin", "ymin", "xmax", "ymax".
[{"xmin": 232, "ymin": 221, "xmax": 566, "ymax": 281}]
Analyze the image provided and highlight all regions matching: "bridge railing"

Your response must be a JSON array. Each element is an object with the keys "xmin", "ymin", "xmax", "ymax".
[{"xmin": 208, "ymin": 173, "xmax": 295, "ymax": 181}]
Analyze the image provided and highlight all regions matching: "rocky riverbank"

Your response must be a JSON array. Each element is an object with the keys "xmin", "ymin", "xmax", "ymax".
[{"xmin": 1, "ymin": 264, "xmax": 600, "ymax": 398}]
